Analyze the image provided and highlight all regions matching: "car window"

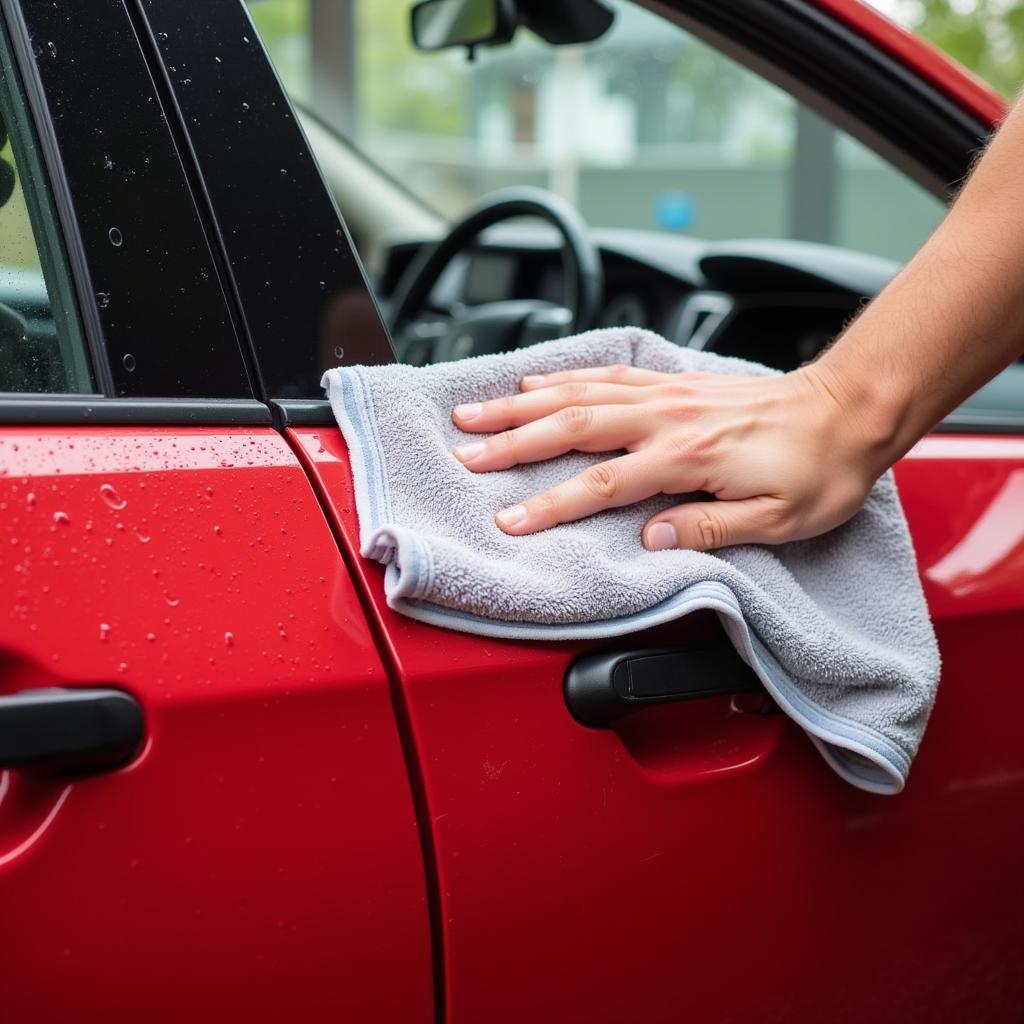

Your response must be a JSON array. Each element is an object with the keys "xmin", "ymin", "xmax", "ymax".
[
  {"xmin": 249, "ymin": 0, "xmax": 945, "ymax": 264},
  {"xmin": 0, "ymin": 32, "xmax": 90, "ymax": 394},
  {"xmin": 247, "ymin": 0, "xmax": 1021, "ymax": 425}
]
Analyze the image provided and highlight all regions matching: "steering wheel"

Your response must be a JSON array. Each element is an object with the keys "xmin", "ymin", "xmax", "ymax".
[{"xmin": 388, "ymin": 187, "xmax": 604, "ymax": 363}]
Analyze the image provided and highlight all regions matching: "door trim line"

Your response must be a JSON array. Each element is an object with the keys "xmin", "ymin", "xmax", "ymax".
[{"xmin": 0, "ymin": 395, "xmax": 272, "ymax": 425}]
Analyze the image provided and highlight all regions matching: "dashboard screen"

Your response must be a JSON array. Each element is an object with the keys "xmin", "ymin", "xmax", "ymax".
[{"xmin": 463, "ymin": 252, "xmax": 516, "ymax": 304}]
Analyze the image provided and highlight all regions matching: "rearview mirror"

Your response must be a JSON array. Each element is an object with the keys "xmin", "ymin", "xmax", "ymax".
[{"xmin": 410, "ymin": 0, "xmax": 516, "ymax": 54}]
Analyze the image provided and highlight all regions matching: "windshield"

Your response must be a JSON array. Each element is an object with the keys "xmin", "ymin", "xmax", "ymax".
[{"xmin": 248, "ymin": 0, "xmax": 944, "ymax": 261}]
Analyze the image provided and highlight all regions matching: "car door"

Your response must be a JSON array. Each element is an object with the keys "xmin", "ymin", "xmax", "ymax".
[
  {"xmin": 266, "ymin": 6, "xmax": 1022, "ymax": 1024},
  {"xmin": 0, "ymin": 4, "xmax": 432, "ymax": 1021}
]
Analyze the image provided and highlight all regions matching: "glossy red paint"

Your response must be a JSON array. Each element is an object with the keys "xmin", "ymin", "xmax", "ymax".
[
  {"xmin": 0, "ymin": 428, "xmax": 432, "ymax": 1023},
  {"xmin": 817, "ymin": 0, "xmax": 1005, "ymax": 125},
  {"xmin": 294, "ymin": 425, "xmax": 1024, "ymax": 1022}
]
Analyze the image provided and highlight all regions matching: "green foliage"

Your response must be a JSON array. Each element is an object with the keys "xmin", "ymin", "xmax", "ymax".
[
  {"xmin": 357, "ymin": 0, "xmax": 470, "ymax": 136},
  {"xmin": 904, "ymin": 0, "xmax": 1024, "ymax": 98}
]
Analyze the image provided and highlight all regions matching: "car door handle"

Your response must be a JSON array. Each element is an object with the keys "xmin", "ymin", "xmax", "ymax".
[
  {"xmin": 564, "ymin": 643, "xmax": 768, "ymax": 727},
  {"xmin": 0, "ymin": 688, "xmax": 144, "ymax": 775}
]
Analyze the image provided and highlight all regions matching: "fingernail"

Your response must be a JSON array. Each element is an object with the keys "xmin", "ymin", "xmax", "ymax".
[
  {"xmin": 454, "ymin": 441, "xmax": 486, "ymax": 463},
  {"xmin": 646, "ymin": 522, "xmax": 677, "ymax": 550},
  {"xmin": 454, "ymin": 402, "xmax": 483, "ymax": 420},
  {"xmin": 520, "ymin": 375, "xmax": 544, "ymax": 388},
  {"xmin": 496, "ymin": 504, "xmax": 527, "ymax": 528}
]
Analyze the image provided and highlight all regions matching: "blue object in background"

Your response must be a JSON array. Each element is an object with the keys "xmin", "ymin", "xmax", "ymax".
[{"xmin": 655, "ymin": 191, "xmax": 695, "ymax": 231}]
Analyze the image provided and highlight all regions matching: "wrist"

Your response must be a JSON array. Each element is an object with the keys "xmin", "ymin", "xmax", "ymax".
[{"xmin": 794, "ymin": 354, "xmax": 909, "ymax": 474}]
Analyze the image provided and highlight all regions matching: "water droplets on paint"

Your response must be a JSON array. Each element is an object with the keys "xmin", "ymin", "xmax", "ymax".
[
  {"xmin": 224, "ymin": 632, "xmax": 234, "ymax": 647},
  {"xmin": 108, "ymin": 227, "xmax": 123, "ymax": 247},
  {"xmin": 100, "ymin": 483, "xmax": 127, "ymax": 510},
  {"xmin": 122, "ymin": 353, "xmax": 136, "ymax": 373},
  {"xmin": 96, "ymin": 291, "xmax": 111, "ymax": 309},
  {"xmin": 99, "ymin": 623, "xmax": 111, "ymax": 642},
  {"xmin": 334, "ymin": 346, "xmax": 345, "ymax": 360},
  {"xmin": 46, "ymin": 41, "xmax": 56, "ymax": 57},
  {"xmin": 52, "ymin": 511, "xmax": 70, "ymax": 526}
]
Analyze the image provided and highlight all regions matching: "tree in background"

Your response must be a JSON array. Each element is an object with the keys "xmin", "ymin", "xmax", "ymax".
[{"xmin": 880, "ymin": 0, "xmax": 1024, "ymax": 97}]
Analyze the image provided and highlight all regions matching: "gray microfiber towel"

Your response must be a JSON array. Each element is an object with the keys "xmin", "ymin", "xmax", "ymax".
[{"xmin": 322, "ymin": 328, "xmax": 940, "ymax": 794}]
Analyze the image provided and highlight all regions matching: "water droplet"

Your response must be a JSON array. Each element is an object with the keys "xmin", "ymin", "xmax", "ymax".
[
  {"xmin": 122, "ymin": 353, "xmax": 136, "ymax": 372},
  {"xmin": 26, "ymin": 492, "xmax": 35, "ymax": 506},
  {"xmin": 53, "ymin": 511, "xmax": 70, "ymax": 525},
  {"xmin": 118, "ymin": 662, "xmax": 128, "ymax": 673},
  {"xmin": 241, "ymin": 101, "xmax": 250, "ymax": 112},
  {"xmin": 334, "ymin": 346, "xmax": 344, "ymax": 360},
  {"xmin": 205, "ymin": 486, "xmax": 214, "ymax": 497},
  {"xmin": 213, "ymin": 525, "xmax": 222, "ymax": 535},
  {"xmin": 96, "ymin": 291, "xmax": 111, "ymax": 309},
  {"xmin": 108, "ymin": 226, "xmax": 123, "ymax": 247},
  {"xmin": 99, "ymin": 623, "xmax": 111, "ymax": 641},
  {"xmin": 100, "ymin": 483, "xmax": 127, "ymax": 510},
  {"xmin": 103, "ymin": 155, "xmax": 113, "ymax": 171},
  {"xmin": 224, "ymin": 632, "xmax": 234, "ymax": 647},
  {"xmin": 214, "ymin": 55, "xmax": 222, "ymax": 64},
  {"xmin": 46, "ymin": 40, "xmax": 56, "ymax": 57},
  {"xmin": 165, "ymin": 595, "xmax": 180, "ymax": 607},
  {"xmin": 136, "ymin": 532, "xmax": 151, "ymax": 544},
  {"xmin": 279, "ymin": 168, "xmax": 287, "ymax": 177},
  {"xmin": 146, "ymin": 633, "xmax": 156, "ymax": 643}
]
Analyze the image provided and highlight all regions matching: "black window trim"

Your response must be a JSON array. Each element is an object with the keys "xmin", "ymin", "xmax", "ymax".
[
  {"xmin": 0, "ymin": 394, "xmax": 273, "ymax": 424},
  {"xmin": 0, "ymin": 0, "xmax": 270, "ymax": 427}
]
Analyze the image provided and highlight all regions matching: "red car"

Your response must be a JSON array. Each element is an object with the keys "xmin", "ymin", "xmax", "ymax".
[{"xmin": 1, "ymin": 0, "xmax": 1021, "ymax": 1020}]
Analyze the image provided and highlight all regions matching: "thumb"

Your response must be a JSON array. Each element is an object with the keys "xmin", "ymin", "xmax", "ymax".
[{"xmin": 643, "ymin": 497, "xmax": 787, "ymax": 552}]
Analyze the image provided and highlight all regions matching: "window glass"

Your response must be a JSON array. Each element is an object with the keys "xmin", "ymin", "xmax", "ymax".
[
  {"xmin": 248, "ymin": 0, "xmax": 1020, "ymax": 422},
  {"xmin": 0, "ymin": 32, "xmax": 90, "ymax": 394},
  {"xmin": 250, "ymin": 0, "xmax": 945, "ymax": 263}
]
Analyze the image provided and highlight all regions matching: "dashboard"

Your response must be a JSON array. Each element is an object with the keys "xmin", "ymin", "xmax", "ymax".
[{"xmin": 376, "ymin": 226, "xmax": 899, "ymax": 373}]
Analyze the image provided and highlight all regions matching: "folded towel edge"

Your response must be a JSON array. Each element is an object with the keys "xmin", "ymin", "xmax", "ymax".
[{"xmin": 381, "ymin": 562, "xmax": 908, "ymax": 796}]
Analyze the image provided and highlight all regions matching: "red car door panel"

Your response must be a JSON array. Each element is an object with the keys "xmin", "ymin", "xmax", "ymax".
[
  {"xmin": 0, "ymin": 426, "xmax": 432, "ymax": 1023},
  {"xmin": 292, "ymin": 424, "xmax": 1024, "ymax": 1023}
]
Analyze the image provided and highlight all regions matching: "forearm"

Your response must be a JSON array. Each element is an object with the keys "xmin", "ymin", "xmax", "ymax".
[{"xmin": 808, "ymin": 95, "xmax": 1024, "ymax": 468}]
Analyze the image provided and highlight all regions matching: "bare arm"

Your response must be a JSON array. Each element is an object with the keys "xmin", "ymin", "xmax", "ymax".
[{"xmin": 450, "ymin": 96, "xmax": 1024, "ymax": 550}]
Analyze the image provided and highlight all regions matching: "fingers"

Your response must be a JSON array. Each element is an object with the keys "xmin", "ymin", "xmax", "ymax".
[
  {"xmin": 519, "ymin": 363, "xmax": 671, "ymax": 391},
  {"xmin": 453, "ymin": 381, "xmax": 648, "ymax": 434},
  {"xmin": 494, "ymin": 451, "xmax": 683, "ymax": 535},
  {"xmin": 455, "ymin": 405, "xmax": 645, "ymax": 471},
  {"xmin": 643, "ymin": 497, "xmax": 790, "ymax": 551}
]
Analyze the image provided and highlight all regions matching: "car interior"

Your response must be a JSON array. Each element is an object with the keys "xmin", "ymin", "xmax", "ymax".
[{"xmin": 261, "ymin": 0, "xmax": 1023, "ymax": 421}]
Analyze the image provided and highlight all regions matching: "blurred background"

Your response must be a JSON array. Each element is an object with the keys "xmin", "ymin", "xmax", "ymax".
[
  {"xmin": 873, "ymin": 0, "xmax": 1024, "ymax": 97},
  {"xmin": 244, "ymin": 0, "xmax": 1021, "ymax": 265}
]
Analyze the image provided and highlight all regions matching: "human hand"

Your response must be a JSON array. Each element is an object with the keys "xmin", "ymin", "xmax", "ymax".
[{"xmin": 451, "ymin": 362, "xmax": 889, "ymax": 551}]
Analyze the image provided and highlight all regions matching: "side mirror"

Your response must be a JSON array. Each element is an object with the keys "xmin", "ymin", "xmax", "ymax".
[{"xmin": 410, "ymin": 0, "xmax": 516, "ymax": 55}]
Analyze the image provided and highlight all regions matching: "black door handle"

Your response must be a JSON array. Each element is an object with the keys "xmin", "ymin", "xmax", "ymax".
[
  {"xmin": 564, "ymin": 643, "xmax": 766, "ymax": 727},
  {"xmin": 0, "ymin": 688, "xmax": 144, "ymax": 775}
]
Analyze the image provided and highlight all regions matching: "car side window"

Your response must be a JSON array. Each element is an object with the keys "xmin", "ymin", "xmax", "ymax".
[
  {"xmin": 0, "ymin": 38, "xmax": 90, "ymax": 394},
  {"xmin": 249, "ymin": 0, "xmax": 946, "ymax": 264}
]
